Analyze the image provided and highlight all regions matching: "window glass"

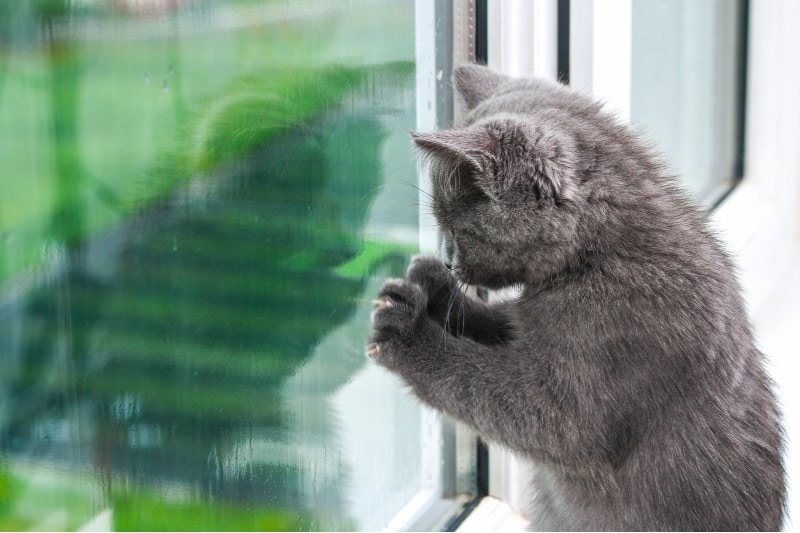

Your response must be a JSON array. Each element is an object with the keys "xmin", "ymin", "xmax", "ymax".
[
  {"xmin": 630, "ymin": 0, "xmax": 746, "ymax": 204},
  {"xmin": 0, "ymin": 1, "xmax": 473, "ymax": 530}
]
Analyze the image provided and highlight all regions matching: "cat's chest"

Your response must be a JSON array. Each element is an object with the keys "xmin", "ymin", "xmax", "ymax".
[{"xmin": 514, "ymin": 287, "xmax": 617, "ymax": 354}]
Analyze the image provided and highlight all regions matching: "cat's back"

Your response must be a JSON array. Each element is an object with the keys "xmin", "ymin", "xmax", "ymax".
[{"xmin": 517, "ymin": 204, "xmax": 785, "ymax": 530}]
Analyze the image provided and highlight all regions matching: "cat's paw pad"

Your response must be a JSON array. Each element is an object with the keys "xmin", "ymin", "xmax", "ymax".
[{"xmin": 370, "ymin": 279, "xmax": 427, "ymax": 337}]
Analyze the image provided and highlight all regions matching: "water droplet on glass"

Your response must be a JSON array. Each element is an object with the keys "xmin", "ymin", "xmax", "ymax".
[
  {"xmin": 168, "ymin": 64, "xmax": 174, "ymax": 77},
  {"xmin": 144, "ymin": 72, "xmax": 150, "ymax": 83},
  {"xmin": 163, "ymin": 79, "xmax": 169, "ymax": 92},
  {"xmin": 436, "ymin": 69, "xmax": 443, "ymax": 81}
]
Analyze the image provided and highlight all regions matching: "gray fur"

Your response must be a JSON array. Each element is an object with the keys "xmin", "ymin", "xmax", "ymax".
[{"xmin": 368, "ymin": 64, "xmax": 785, "ymax": 531}]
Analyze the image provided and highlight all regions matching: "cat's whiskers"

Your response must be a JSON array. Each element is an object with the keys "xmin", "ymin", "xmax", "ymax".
[
  {"xmin": 400, "ymin": 179, "xmax": 434, "ymax": 201},
  {"xmin": 359, "ymin": 183, "xmax": 387, "ymax": 200},
  {"xmin": 436, "ymin": 272, "xmax": 464, "ymax": 354},
  {"xmin": 444, "ymin": 271, "xmax": 468, "ymax": 338},
  {"xmin": 457, "ymin": 279, "xmax": 468, "ymax": 338}
]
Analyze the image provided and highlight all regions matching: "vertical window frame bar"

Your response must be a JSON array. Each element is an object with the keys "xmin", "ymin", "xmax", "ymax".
[{"xmin": 569, "ymin": 0, "xmax": 632, "ymax": 121}]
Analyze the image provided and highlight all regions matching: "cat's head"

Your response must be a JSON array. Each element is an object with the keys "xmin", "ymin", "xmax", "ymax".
[{"xmin": 412, "ymin": 65, "xmax": 616, "ymax": 289}]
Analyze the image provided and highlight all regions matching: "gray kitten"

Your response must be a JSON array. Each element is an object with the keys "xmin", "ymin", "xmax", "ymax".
[{"xmin": 367, "ymin": 65, "xmax": 785, "ymax": 531}]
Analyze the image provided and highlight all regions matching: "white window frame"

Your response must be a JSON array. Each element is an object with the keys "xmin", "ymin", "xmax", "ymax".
[{"xmin": 466, "ymin": 0, "xmax": 800, "ymax": 527}]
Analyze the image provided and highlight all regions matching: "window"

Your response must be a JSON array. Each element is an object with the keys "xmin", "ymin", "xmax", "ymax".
[
  {"xmin": 630, "ymin": 0, "xmax": 748, "ymax": 205},
  {"xmin": 0, "ymin": 1, "xmax": 477, "ymax": 530},
  {"xmin": 568, "ymin": 0, "xmax": 748, "ymax": 206}
]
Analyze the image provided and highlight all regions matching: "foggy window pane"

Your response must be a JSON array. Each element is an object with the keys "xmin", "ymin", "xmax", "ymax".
[{"xmin": 0, "ymin": 1, "xmax": 474, "ymax": 530}]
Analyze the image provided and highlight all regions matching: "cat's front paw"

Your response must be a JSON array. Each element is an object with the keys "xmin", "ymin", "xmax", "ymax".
[
  {"xmin": 407, "ymin": 255, "xmax": 453, "ymax": 287},
  {"xmin": 406, "ymin": 255, "xmax": 460, "ymax": 324},
  {"xmin": 367, "ymin": 279, "xmax": 428, "ymax": 366}
]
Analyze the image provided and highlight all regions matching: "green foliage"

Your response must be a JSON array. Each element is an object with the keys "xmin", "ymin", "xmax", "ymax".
[
  {"xmin": 0, "ymin": 0, "xmax": 413, "ymax": 288},
  {"xmin": 0, "ymin": 464, "xmax": 98, "ymax": 531},
  {"xmin": 112, "ymin": 491, "xmax": 320, "ymax": 532},
  {"xmin": 4, "ymin": 55, "xmax": 415, "ymax": 529},
  {"xmin": 1, "ymin": 4, "xmax": 417, "ymax": 531},
  {"xmin": 0, "ymin": 62, "xmax": 368, "ymax": 285},
  {"xmin": 187, "ymin": 67, "xmax": 365, "ymax": 171},
  {"xmin": 0, "ymin": 463, "xmax": 14, "ymax": 512},
  {"xmin": 335, "ymin": 239, "xmax": 416, "ymax": 279}
]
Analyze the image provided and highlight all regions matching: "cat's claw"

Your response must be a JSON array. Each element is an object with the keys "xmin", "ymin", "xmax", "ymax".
[
  {"xmin": 365, "ymin": 343, "xmax": 380, "ymax": 358},
  {"xmin": 369, "ymin": 279, "xmax": 428, "ymax": 345},
  {"xmin": 372, "ymin": 298, "xmax": 393, "ymax": 309}
]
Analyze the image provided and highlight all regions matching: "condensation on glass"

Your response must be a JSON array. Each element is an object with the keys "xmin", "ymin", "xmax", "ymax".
[
  {"xmin": 630, "ymin": 0, "xmax": 747, "ymax": 204},
  {"xmin": 0, "ymin": 1, "xmax": 474, "ymax": 530}
]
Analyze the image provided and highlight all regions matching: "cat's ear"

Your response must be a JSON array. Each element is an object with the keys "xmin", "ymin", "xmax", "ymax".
[
  {"xmin": 411, "ymin": 128, "xmax": 498, "ymax": 175},
  {"xmin": 453, "ymin": 65, "xmax": 511, "ymax": 110},
  {"xmin": 412, "ymin": 121, "xmax": 577, "ymax": 203},
  {"xmin": 516, "ymin": 124, "xmax": 578, "ymax": 202},
  {"xmin": 483, "ymin": 121, "xmax": 579, "ymax": 203}
]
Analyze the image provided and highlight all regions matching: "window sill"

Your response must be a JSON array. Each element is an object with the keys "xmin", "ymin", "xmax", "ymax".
[{"xmin": 455, "ymin": 497, "xmax": 529, "ymax": 532}]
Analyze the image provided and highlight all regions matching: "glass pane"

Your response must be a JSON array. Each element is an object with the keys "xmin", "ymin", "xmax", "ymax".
[
  {"xmin": 0, "ymin": 1, "xmax": 473, "ymax": 530},
  {"xmin": 630, "ymin": 0, "xmax": 746, "ymax": 204}
]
